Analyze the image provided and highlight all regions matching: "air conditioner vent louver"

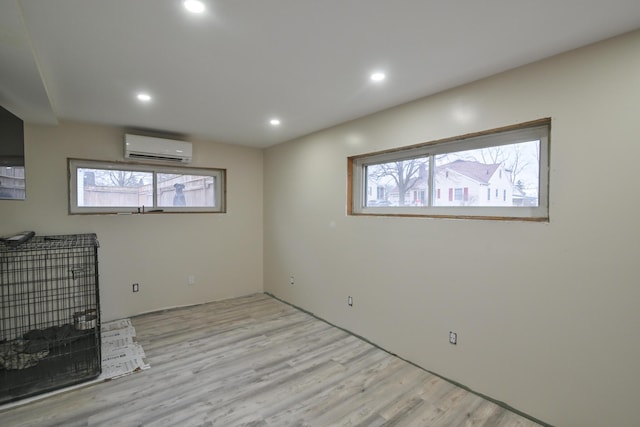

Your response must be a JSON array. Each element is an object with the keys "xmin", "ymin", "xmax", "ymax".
[
  {"xmin": 127, "ymin": 153, "xmax": 185, "ymax": 162},
  {"xmin": 124, "ymin": 134, "xmax": 192, "ymax": 164}
]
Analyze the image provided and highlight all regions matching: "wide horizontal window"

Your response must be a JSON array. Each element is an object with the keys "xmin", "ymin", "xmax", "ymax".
[
  {"xmin": 349, "ymin": 119, "xmax": 550, "ymax": 220},
  {"xmin": 68, "ymin": 159, "xmax": 225, "ymax": 214}
]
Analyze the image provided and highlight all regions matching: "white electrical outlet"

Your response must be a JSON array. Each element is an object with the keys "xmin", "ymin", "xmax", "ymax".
[
  {"xmin": 188, "ymin": 275, "xmax": 195, "ymax": 285},
  {"xmin": 449, "ymin": 331, "xmax": 457, "ymax": 345},
  {"xmin": 289, "ymin": 276, "xmax": 295, "ymax": 285},
  {"xmin": 132, "ymin": 283, "xmax": 139, "ymax": 293},
  {"xmin": 347, "ymin": 296, "xmax": 353, "ymax": 306}
]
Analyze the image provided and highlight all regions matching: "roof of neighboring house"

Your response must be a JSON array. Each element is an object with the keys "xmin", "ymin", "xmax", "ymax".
[{"xmin": 439, "ymin": 160, "xmax": 501, "ymax": 184}]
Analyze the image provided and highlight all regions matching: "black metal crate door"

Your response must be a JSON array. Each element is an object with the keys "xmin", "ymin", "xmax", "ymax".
[{"xmin": 0, "ymin": 234, "xmax": 101, "ymax": 404}]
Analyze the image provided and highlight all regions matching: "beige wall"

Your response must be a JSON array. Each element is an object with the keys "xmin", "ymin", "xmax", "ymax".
[
  {"xmin": 2, "ymin": 29, "xmax": 639, "ymax": 427},
  {"xmin": 264, "ymin": 30, "xmax": 640, "ymax": 427},
  {"xmin": 0, "ymin": 121, "xmax": 264, "ymax": 321}
]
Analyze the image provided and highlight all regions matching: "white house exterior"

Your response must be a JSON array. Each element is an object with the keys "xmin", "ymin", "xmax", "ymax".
[
  {"xmin": 434, "ymin": 160, "xmax": 513, "ymax": 207},
  {"xmin": 369, "ymin": 160, "xmax": 520, "ymax": 207}
]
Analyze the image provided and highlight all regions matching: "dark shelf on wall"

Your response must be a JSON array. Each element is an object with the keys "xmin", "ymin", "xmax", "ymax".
[{"xmin": 0, "ymin": 234, "xmax": 101, "ymax": 404}]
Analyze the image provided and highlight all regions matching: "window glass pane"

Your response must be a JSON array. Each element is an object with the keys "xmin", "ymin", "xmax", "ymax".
[
  {"xmin": 157, "ymin": 173, "xmax": 216, "ymax": 207},
  {"xmin": 350, "ymin": 121, "xmax": 548, "ymax": 220},
  {"xmin": 0, "ymin": 166, "xmax": 25, "ymax": 200},
  {"xmin": 365, "ymin": 157, "xmax": 429, "ymax": 207},
  {"xmin": 433, "ymin": 140, "xmax": 539, "ymax": 207},
  {"xmin": 70, "ymin": 159, "xmax": 225, "ymax": 214},
  {"xmin": 77, "ymin": 168, "xmax": 153, "ymax": 207}
]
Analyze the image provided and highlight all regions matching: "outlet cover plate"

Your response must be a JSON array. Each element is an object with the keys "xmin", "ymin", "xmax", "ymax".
[{"xmin": 449, "ymin": 331, "xmax": 457, "ymax": 345}]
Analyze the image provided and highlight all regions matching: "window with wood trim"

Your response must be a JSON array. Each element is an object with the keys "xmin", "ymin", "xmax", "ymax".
[{"xmin": 348, "ymin": 119, "xmax": 550, "ymax": 221}]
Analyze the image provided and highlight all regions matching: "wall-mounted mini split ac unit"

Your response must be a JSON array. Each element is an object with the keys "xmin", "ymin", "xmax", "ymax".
[{"xmin": 124, "ymin": 134, "xmax": 192, "ymax": 163}]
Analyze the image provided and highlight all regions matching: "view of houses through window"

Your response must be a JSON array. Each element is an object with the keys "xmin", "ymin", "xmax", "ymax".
[
  {"xmin": 350, "ymin": 120, "xmax": 549, "ymax": 220},
  {"xmin": 365, "ymin": 140, "xmax": 540, "ymax": 208}
]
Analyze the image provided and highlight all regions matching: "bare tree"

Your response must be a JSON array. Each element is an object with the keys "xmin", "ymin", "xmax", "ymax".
[
  {"xmin": 89, "ymin": 169, "xmax": 147, "ymax": 187},
  {"xmin": 368, "ymin": 158, "xmax": 427, "ymax": 205},
  {"xmin": 479, "ymin": 144, "xmax": 532, "ymax": 185},
  {"xmin": 108, "ymin": 171, "xmax": 144, "ymax": 187}
]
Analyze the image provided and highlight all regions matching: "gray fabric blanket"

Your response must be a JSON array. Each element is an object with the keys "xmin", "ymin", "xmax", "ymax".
[{"xmin": 0, "ymin": 341, "xmax": 49, "ymax": 370}]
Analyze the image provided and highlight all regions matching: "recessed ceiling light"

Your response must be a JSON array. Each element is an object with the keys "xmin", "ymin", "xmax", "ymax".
[
  {"xmin": 370, "ymin": 72, "xmax": 386, "ymax": 82},
  {"xmin": 270, "ymin": 118, "xmax": 281, "ymax": 126},
  {"xmin": 184, "ymin": 0, "xmax": 205, "ymax": 13},
  {"xmin": 136, "ymin": 93, "xmax": 152, "ymax": 102}
]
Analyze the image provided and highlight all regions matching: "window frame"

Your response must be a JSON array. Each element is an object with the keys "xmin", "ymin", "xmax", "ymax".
[
  {"xmin": 68, "ymin": 158, "xmax": 226, "ymax": 214},
  {"xmin": 348, "ymin": 119, "xmax": 550, "ymax": 221}
]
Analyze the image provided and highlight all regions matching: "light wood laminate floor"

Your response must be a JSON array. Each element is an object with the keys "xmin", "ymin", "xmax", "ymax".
[{"xmin": 1, "ymin": 294, "xmax": 542, "ymax": 426}]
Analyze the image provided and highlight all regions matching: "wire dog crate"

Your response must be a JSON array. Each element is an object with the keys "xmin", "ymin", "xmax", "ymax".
[{"xmin": 0, "ymin": 234, "xmax": 101, "ymax": 404}]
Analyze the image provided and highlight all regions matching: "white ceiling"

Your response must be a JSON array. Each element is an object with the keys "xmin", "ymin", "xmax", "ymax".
[{"xmin": 1, "ymin": 1, "xmax": 640, "ymax": 148}]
